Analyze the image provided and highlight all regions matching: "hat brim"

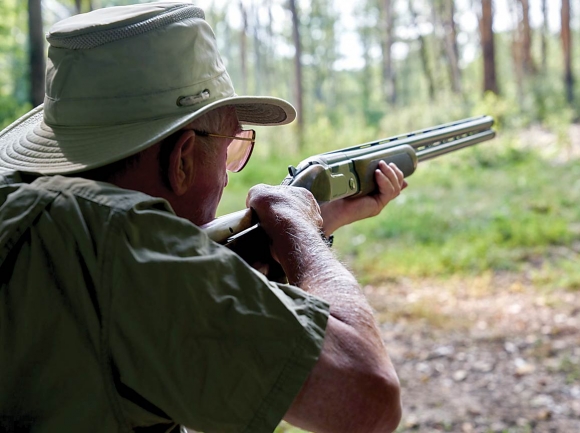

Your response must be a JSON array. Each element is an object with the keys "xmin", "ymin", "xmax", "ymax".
[{"xmin": 0, "ymin": 95, "xmax": 296, "ymax": 175}]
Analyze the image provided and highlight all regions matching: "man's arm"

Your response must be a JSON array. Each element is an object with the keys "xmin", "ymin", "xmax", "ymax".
[{"xmin": 247, "ymin": 162, "xmax": 405, "ymax": 433}]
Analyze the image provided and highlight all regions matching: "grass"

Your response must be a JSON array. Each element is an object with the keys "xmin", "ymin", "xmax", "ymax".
[
  {"xmin": 559, "ymin": 356, "xmax": 580, "ymax": 384},
  {"xmin": 218, "ymin": 128, "xmax": 580, "ymax": 291}
]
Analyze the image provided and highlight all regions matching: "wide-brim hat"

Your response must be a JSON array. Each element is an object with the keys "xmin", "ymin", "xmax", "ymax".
[{"xmin": 0, "ymin": 1, "xmax": 296, "ymax": 175}]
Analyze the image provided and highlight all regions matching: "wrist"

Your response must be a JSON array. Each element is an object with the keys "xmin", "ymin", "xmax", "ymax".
[{"xmin": 273, "ymin": 226, "xmax": 335, "ymax": 285}]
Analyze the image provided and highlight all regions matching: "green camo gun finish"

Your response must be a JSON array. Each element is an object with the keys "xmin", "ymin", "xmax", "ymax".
[
  {"xmin": 282, "ymin": 115, "xmax": 495, "ymax": 202},
  {"xmin": 203, "ymin": 116, "xmax": 495, "ymax": 244}
]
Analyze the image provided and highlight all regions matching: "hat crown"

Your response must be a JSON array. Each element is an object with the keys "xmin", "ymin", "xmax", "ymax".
[
  {"xmin": 47, "ymin": 3, "xmax": 205, "ymax": 50},
  {"xmin": 43, "ymin": 1, "xmax": 235, "ymax": 127}
]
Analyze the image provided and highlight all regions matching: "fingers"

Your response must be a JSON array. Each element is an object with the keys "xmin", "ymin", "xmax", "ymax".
[
  {"xmin": 381, "ymin": 161, "xmax": 406, "ymax": 188},
  {"xmin": 375, "ymin": 161, "xmax": 406, "ymax": 200}
]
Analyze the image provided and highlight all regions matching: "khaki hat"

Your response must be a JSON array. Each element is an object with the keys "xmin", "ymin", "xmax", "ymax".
[{"xmin": 0, "ymin": 1, "xmax": 296, "ymax": 174}]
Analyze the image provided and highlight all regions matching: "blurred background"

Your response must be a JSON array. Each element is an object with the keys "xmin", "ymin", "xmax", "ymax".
[{"xmin": 2, "ymin": 0, "xmax": 579, "ymax": 432}]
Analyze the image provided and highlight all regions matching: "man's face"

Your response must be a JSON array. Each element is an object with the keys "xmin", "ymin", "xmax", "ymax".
[{"xmin": 184, "ymin": 109, "xmax": 241, "ymax": 225}]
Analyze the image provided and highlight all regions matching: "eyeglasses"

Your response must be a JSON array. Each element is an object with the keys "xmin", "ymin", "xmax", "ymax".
[{"xmin": 193, "ymin": 129, "xmax": 256, "ymax": 172}]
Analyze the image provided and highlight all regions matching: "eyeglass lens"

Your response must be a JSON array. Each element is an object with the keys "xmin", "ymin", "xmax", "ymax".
[{"xmin": 226, "ymin": 129, "xmax": 255, "ymax": 172}]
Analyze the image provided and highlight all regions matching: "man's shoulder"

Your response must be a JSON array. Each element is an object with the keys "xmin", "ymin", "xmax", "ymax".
[{"xmin": 0, "ymin": 170, "xmax": 173, "ymax": 214}]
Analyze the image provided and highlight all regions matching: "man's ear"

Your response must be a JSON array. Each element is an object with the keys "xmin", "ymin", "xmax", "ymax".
[{"xmin": 168, "ymin": 130, "xmax": 197, "ymax": 196}]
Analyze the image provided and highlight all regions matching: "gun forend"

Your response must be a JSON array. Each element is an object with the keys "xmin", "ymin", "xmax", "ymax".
[{"xmin": 285, "ymin": 145, "xmax": 418, "ymax": 201}]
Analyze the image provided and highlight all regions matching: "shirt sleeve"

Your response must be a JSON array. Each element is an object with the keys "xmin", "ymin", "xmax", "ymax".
[{"xmin": 105, "ymin": 201, "xmax": 329, "ymax": 433}]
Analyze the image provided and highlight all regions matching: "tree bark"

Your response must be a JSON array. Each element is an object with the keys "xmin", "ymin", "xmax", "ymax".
[
  {"xmin": 435, "ymin": 0, "xmax": 462, "ymax": 94},
  {"xmin": 252, "ymin": 4, "xmax": 262, "ymax": 95},
  {"xmin": 479, "ymin": 0, "xmax": 499, "ymax": 94},
  {"xmin": 541, "ymin": 0, "xmax": 547, "ymax": 71},
  {"xmin": 288, "ymin": 0, "xmax": 304, "ymax": 144},
  {"xmin": 509, "ymin": 0, "xmax": 524, "ymax": 104},
  {"xmin": 409, "ymin": 0, "xmax": 436, "ymax": 100},
  {"xmin": 239, "ymin": 0, "xmax": 249, "ymax": 95},
  {"xmin": 264, "ymin": 2, "xmax": 274, "ymax": 94},
  {"xmin": 518, "ymin": 0, "xmax": 535, "ymax": 74},
  {"xmin": 360, "ymin": 16, "xmax": 373, "ymax": 123},
  {"xmin": 445, "ymin": 0, "xmax": 461, "ymax": 93},
  {"xmin": 380, "ymin": 0, "xmax": 396, "ymax": 105},
  {"xmin": 561, "ymin": 0, "xmax": 573, "ymax": 103},
  {"xmin": 28, "ymin": 0, "xmax": 45, "ymax": 107}
]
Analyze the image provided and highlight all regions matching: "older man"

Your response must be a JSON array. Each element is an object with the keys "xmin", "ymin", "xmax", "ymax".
[{"xmin": 0, "ymin": 2, "xmax": 405, "ymax": 433}]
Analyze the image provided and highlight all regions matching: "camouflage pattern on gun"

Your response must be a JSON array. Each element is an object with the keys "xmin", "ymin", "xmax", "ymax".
[{"xmin": 203, "ymin": 115, "xmax": 495, "ymax": 246}]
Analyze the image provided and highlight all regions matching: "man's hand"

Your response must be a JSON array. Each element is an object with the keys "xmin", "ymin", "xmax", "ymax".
[
  {"xmin": 246, "ymin": 183, "xmax": 323, "ymax": 235},
  {"xmin": 246, "ymin": 184, "xmax": 325, "ymax": 274},
  {"xmin": 319, "ymin": 161, "xmax": 407, "ymax": 236}
]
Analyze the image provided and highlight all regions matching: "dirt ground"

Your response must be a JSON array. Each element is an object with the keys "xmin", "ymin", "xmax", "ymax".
[{"xmin": 366, "ymin": 269, "xmax": 580, "ymax": 433}]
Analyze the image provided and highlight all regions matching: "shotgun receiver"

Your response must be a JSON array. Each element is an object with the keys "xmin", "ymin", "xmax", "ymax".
[{"xmin": 203, "ymin": 115, "xmax": 495, "ymax": 247}]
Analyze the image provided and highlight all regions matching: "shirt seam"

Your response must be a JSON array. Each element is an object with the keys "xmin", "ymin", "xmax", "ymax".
[
  {"xmin": 98, "ymin": 208, "xmax": 134, "ymax": 432},
  {"xmin": 43, "ymin": 185, "xmax": 149, "ymax": 211}
]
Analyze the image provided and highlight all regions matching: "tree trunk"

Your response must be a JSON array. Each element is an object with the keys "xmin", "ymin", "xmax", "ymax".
[
  {"xmin": 509, "ymin": 0, "xmax": 524, "ymax": 104},
  {"xmin": 264, "ymin": 2, "xmax": 274, "ymax": 94},
  {"xmin": 288, "ymin": 0, "xmax": 304, "ymax": 144},
  {"xmin": 360, "ymin": 20, "xmax": 373, "ymax": 123},
  {"xmin": 74, "ymin": 0, "xmax": 92, "ymax": 13},
  {"xmin": 561, "ymin": 0, "xmax": 573, "ymax": 103},
  {"xmin": 28, "ymin": 0, "xmax": 45, "ymax": 107},
  {"xmin": 252, "ymin": 4, "xmax": 262, "ymax": 95},
  {"xmin": 409, "ymin": 0, "xmax": 436, "ymax": 100},
  {"xmin": 541, "ymin": 0, "xmax": 547, "ymax": 71},
  {"xmin": 518, "ymin": 0, "xmax": 535, "ymax": 74},
  {"xmin": 239, "ymin": 0, "xmax": 248, "ymax": 95},
  {"xmin": 435, "ymin": 0, "xmax": 462, "ymax": 94},
  {"xmin": 380, "ymin": 0, "xmax": 396, "ymax": 105},
  {"xmin": 444, "ymin": 0, "xmax": 461, "ymax": 93},
  {"xmin": 479, "ymin": 0, "xmax": 499, "ymax": 94}
]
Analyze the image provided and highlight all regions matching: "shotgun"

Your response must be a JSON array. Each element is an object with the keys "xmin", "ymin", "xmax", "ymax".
[{"xmin": 203, "ymin": 115, "xmax": 496, "ymax": 248}]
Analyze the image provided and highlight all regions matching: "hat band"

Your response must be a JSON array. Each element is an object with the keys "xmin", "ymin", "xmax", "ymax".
[{"xmin": 43, "ymin": 72, "xmax": 235, "ymax": 127}]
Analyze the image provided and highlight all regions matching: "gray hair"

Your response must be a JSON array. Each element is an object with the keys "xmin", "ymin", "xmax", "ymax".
[{"xmin": 186, "ymin": 106, "xmax": 238, "ymax": 137}]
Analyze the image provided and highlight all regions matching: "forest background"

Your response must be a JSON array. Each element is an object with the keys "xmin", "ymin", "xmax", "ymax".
[{"xmin": 2, "ymin": 0, "xmax": 580, "ymax": 432}]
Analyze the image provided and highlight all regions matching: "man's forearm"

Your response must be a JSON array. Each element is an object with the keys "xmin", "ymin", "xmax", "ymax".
[
  {"xmin": 278, "ymin": 225, "xmax": 402, "ymax": 433},
  {"xmin": 247, "ymin": 184, "xmax": 401, "ymax": 432},
  {"xmin": 274, "ymin": 223, "xmax": 384, "ymax": 348}
]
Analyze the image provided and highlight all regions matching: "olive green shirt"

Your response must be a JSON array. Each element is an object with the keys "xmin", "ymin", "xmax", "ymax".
[{"xmin": 0, "ymin": 171, "xmax": 329, "ymax": 433}]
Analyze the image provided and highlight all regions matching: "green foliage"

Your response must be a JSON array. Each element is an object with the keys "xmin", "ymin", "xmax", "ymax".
[
  {"xmin": 471, "ymin": 92, "xmax": 521, "ymax": 131},
  {"xmin": 0, "ymin": 0, "xmax": 29, "ymax": 129},
  {"xmin": 558, "ymin": 355, "xmax": 580, "ymax": 384}
]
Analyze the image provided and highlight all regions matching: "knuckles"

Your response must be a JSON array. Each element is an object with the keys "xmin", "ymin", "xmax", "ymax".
[{"xmin": 247, "ymin": 184, "xmax": 322, "ymax": 228}]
